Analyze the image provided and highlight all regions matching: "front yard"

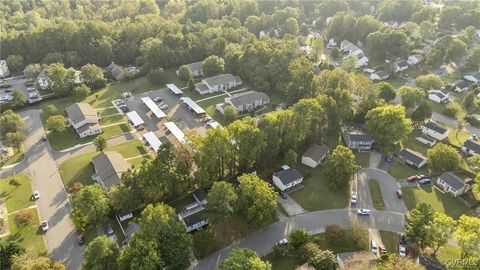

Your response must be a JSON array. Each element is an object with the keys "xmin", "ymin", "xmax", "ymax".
[
  {"xmin": 389, "ymin": 161, "xmax": 429, "ymax": 180},
  {"xmin": 0, "ymin": 174, "xmax": 34, "ymax": 212},
  {"xmin": 355, "ymin": 152, "xmax": 370, "ymax": 167},
  {"xmin": 379, "ymin": 230, "xmax": 398, "ymax": 253},
  {"xmin": 7, "ymin": 209, "xmax": 46, "ymax": 255}
]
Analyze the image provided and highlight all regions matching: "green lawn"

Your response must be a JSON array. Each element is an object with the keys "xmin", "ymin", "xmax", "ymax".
[
  {"xmin": 368, "ymin": 179, "xmax": 385, "ymax": 210},
  {"xmin": 436, "ymin": 244, "xmax": 461, "ymax": 264},
  {"xmin": 6, "ymin": 210, "xmax": 46, "ymax": 255},
  {"xmin": 59, "ymin": 140, "xmax": 148, "ymax": 188},
  {"xmin": 379, "ymin": 230, "xmax": 398, "ymax": 253},
  {"xmin": 402, "ymin": 185, "xmax": 475, "ymax": 219},
  {"xmin": 1, "ymin": 150, "xmax": 25, "ymax": 167},
  {"xmin": 389, "ymin": 161, "xmax": 429, "ymax": 180},
  {"xmin": 447, "ymin": 128, "xmax": 471, "ymax": 147},
  {"xmin": 102, "ymin": 123, "xmax": 131, "ymax": 138},
  {"xmin": 99, "ymin": 114, "xmax": 125, "ymax": 125},
  {"xmin": 264, "ymin": 253, "xmax": 300, "ymax": 270},
  {"xmin": 401, "ymin": 130, "xmax": 431, "ymax": 156},
  {"xmin": 98, "ymin": 107, "xmax": 118, "ymax": 117},
  {"xmin": 290, "ymin": 167, "xmax": 349, "ymax": 211},
  {"xmin": 0, "ymin": 174, "xmax": 34, "ymax": 212},
  {"xmin": 355, "ymin": 152, "xmax": 370, "ymax": 167}
]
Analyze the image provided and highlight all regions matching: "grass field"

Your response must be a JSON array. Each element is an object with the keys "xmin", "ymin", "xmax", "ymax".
[
  {"xmin": 355, "ymin": 152, "xmax": 370, "ymax": 167},
  {"xmin": 1, "ymin": 150, "xmax": 25, "ymax": 167},
  {"xmin": 447, "ymin": 128, "xmax": 471, "ymax": 147},
  {"xmin": 436, "ymin": 244, "xmax": 461, "ymax": 264},
  {"xmin": 0, "ymin": 174, "xmax": 34, "ymax": 212},
  {"xmin": 59, "ymin": 140, "xmax": 148, "ymax": 188},
  {"xmin": 379, "ymin": 230, "xmax": 398, "ymax": 253},
  {"xmin": 390, "ymin": 161, "xmax": 429, "ymax": 180},
  {"xmin": 402, "ymin": 185, "xmax": 475, "ymax": 219},
  {"xmin": 6, "ymin": 209, "xmax": 46, "ymax": 255},
  {"xmin": 368, "ymin": 179, "xmax": 385, "ymax": 210},
  {"xmin": 290, "ymin": 167, "xmax": 349, "ymax": 211},
  {"xmin": 98, "ymin": 107, "xmax": 118, "ymax": 117},
  {"xmin": 99, "ymin": 114, "xmax": 124, "ymax": 125}
]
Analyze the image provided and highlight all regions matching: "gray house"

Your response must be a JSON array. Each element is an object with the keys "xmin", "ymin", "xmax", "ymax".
[
  {"xmin": 398, "ymin": 148, "xmax": 427, "ymax": 168},
  {"xmin": 301, "ymin": 144, "xmax": 330, "ymax": 168},
  {"xmin": 91, "ymin": 151, "xmax": 131, "ymax": 190},
  {"xmin": 66, "ymin": 103, "xmax": 102, "ymax": 138},
  {"xmin": 437, "ymin": 172, "xmax": 472, "ymax": 197},
  {"xmin": 224, "ymin": 91, "xmax": 270, "ymax": 113},
  {"xmin": 178, "ymin": 61, "xmax": 204, "ymax": 77},
  {"xmin": 462, "ymin": 138, "xmax": 480, "ymax": 155},
  {"xmin": 195, "ymin": 74, "xmax": 242, "ymax": 94},
  {"xmin": 341, "ymin": 127, "xmax": 374, "ymax": 151}
]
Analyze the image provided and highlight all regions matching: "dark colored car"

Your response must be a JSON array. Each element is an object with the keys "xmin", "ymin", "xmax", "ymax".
[
  {"xmin": 396, "ymin": 189, "xmax": 403, "ymax": 199},
  {"xmin": 76, "ymin": 232, "xmax": 85, "ymax": 245},
  {"xmin": 399, "ymin": 233, "xmax": 406, "ymax": 245},
  {"xmin": 280, "ymin": 192, "xmax": 287, "ymax": 199},
  {"xmin": 385, "ymin": 155, "xmax": 394, "ymax": 162},
  {"xmin": 418, "ymin": 178, "xmax": 431, "ymax": 185}
]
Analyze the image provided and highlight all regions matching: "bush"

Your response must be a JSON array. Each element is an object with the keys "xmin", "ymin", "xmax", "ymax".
[
  {"xmin": 325, "ymin": 224, "xmax": 344, "ymax": 243},
  {"xmin": 13, "ymin": 209, "xmax": 34, "ymax": 228},
  {"xmin": 443, "ymin": 103, "xmax": 462, "ymax": 118},
  {"xmin": 331, "ymin": 48, "xmax": 339, "ymax": 58},
  {"xmin": 465, "ymin": 115, "xmax": 480, "ymax": 127},
  {"xmin": 146, "ymin": 67, "xmax": 168, "ymax": 85},
  {"xmin": 178, "ymin": 65, "xmax": 192, "ymax": 81},
  {"xmin": 192, "ymin": 230, "xmax": 222, "ymax": 258},
  {"xmin": 45, "ymin": 105, "xmax": 58, "ymax": 115}
]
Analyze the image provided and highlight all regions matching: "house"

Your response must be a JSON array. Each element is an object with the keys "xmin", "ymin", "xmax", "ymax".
[
  {"xmin": 451, "ymin": 80, "xmax": 470, "ymax": 93},
  {"xmin": 461, "ymin": 138, "xmax": 480, "ymax": 155},
  {"xmin": 340, "ymin": 40, "xmax": 364, "ymax": 57},
  {"xmin": 272, "ymin": 165, "xmax": 303, "ymax": 192},
  {"xmin": 295, "ymin": 263, "xmax": 316, "ymax": 270},
  {"xmin": 355, "ymin": 56, "xmax": 369, "ymax": 69},
  {"xmin": 301, "ymin": 144, "xmax": 330, "ymax": 168},
  {"xmin": 398, "ymin": 148, "xmax": 427, "ymax": 168},
  {"xmin": 370, "ymin": 70, "xmax": 389, "ymax": 81},
  {"xmin": 223, "ymin": 91, "xmax": 270, "ymax": 113},
  {"xmin": 37, "ymin": 69, "xmax": 49, "ymax": 90},
  {"xmin": 341, "ymin": 127, "xmax": 374, "ymax": 151},
  {"xmin": 327, "ymin": 38, "xmax": 338, "ymax": 48},
  {"xmin": 464, "ymin": 72, "xmax": 480, "ymax": 83},
  {"xmin": 437, "ymin": 172, "xmax": 472, "ymax": 197},
  {"xmin": 178, "ymin": 203, "xmax": 208, "ymax": 233},
  {"xmin": 407, "ymin": 54, "xmax": 424, "ymax": 65},
  {"xmin": 178, "ymin": 61, "xmax": 204, "ymax": 77},
  {"xmin": 193, "ymin": 188, "xmax": 208, "ymax": 206},
  {"xmin": 336, "ymin": 251, "xmax": 378, "ymax": 270},
  {"xmin": 91, "ymin": 151, "xmax": 131, "ymax": 190},
  {"xmin": 421, "ymin": 121, "xmax": 449, "ymax": 140},
  {"xmin": 195, "ymin": 74, "xmax": 242, "ymax": 94},
  {"xmin": 124, "ymin": 223, "xmax": 140, "ymax": 244},
  {"xmin": 428, "ymin": 89, "xmax": 449, "ymax": 103},
  {"xmin": 0, "ymin": 60, "xmax": 10, "ymax": 78},
  {"xmin": 105, "ymin": 62, "xmax": 139, "ymax": 81},
  {"xmin": 415, "ymin": 133, "xmax": 437, "ymax": 147},
  {"xmin": 66, "ymin": 103, "xmax": 102, "ymax": 138},
  {"xmin": 394, "ymin": 60, "xmax": 409, "ymax": 72}
]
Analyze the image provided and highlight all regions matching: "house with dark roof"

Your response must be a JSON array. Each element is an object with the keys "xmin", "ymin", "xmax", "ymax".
[
  {"xmin": 223, "ymin": 91, "xmax": 270, "ymax": 113},
  {"xmin": 464, "ymin": 72, "xmax": 480, "ymax": 83},
  {"xmin": 421, "ymin": 121, "xmax": 449, "ymax": 140},
  {"xmin": 394, "ymin": 60, "xmax": 409, "ymax": 72},
  {"xmin": 398, "ymin": 148, "xmax": 427, "ymax": 168},
  {"xmin": 341, "ymin": 127, "xmax": 374, "ymax": 151},
  {"xmin": 106, "ymin": 62, "xmax": 125, "ymax": 81},
  {"xmin": 428, "ymin": 89, "xmax": 449, "ymax": 103},
  {"xmin": 178, "ymin": 61, "xmax": 204, "ymax": 77},
  {"xmin": 66, "ymin": 103, "xmax": 102, "ymax": 138},
  {"xmin": 195, "ymin": 74, "xmax": 242, "ymax": 94},
  {"xmin": 178, "ymin": 203, "xmax": 208, "ymax": 233},
  {"xmin": 370, "ymin": 70, "xmax": 389, "ymax": 81},
  {"xmin": 451, "ymin": 80, "xmax": 470, "ymax": 93},
  {"xmin": 336, "ymin": 251, "xmax": 378, "ymax": 270},
  {"xmin": 461, "ymin": 138, "xmax": 480, "ymax": 155},
  {"xmin": 437, "ymin": 172, "xmax": 472, "ymax": 197},
  {"xmin": 415, "ymin": 133, "xmax": 437, "ymax": 147},
  {"xmin": 91, "ymin": 151, "xmax": 131, "ymax": 190},
  {"xmin": 301, "ymin": 144, "xmax": 330, "ymax": 168},
  {"xmin": 193, "ymin": 188, "xmax": 208, "ymax": 206},
  {"xmin": 272, "ymin": 165, "xmax": 303, "ymax": 192},
  {"xmin": 340, "ymin": 40, "xmax": 364, "ymax": 57}
]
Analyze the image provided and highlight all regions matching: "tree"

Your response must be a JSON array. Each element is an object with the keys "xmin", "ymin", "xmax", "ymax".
[
  {"xmin": 221, "ymin": 248, "xmax": 271, "ymax": 270},
  {"xmin": 46, "ymin": 115, "xmax": 67, "ymax": 133},
  {"xmin": 93, "ymin": 136, "xmax": 107, "ymax": 152},
  {"xmin": 473, "ymin": 173, "xmax": 480, "ymax": 199},
  {"xmin": 284, "ymin": 149, "xmax": 297, "ymax": 166},
  {"xmin": 377, "ymin": 82, "xmax": 396, "ymax": 102},
  {"xmin": 146, "ymin": 67, "xmax": 168, "ymax": 85},
  {"xmin": 205, "ymin": 181, "xmax": 237, "ymax": 224},
  {"xmin": 228, "ymin": 117, "xmax": 266, "ymax": 172},
  {"xmin": 73, "ymin": 84, "xmax": 91, "ymax": 97},
  {"xmin": 398, "ymin": 86, "xmax": 424, "ymax": 108},
  {"xmin": 118, "ymin": 233, "xmax": 164, "ymax": 270},
  {"xmin": 324, "ymin": 146, "xmax": 357, "ymax": 189},
  {"xmin": 4, "ymin": 131, "xmax": 26, "ymax": 151},
  {"xmin": 46, "ymin": 105, "xmax": 58, "ymax": 115},
  {"xmin": 366, "ymin": 105, "xmax": 413, "ymax": 148},
  {"xmin": 6, "ymin": 55, "xmax": 24, "ymax": 73},
  {"xmin": 282, "ymin": 17, "xmax": 299, "ymax": 36},
  {"xmin": 377, "ymin": 254, "xmax": 425, "ymax": 270},
  {"xmin": 289, "ymin": 229, "xmax": 310, "ymax": 249},
  {"xmin": 465, "ymin": 47, "xmax": 480, "ymax": 71},
  {"xmin": 12, "ymin": 90, "xmax": 27, "ymax": 107},
  {"xmin": 187, "ymin": 78, "xmax": 195, "ymax": 92},
  {"xmin": 138, "ymin": 204, "xmax": 192, "ymax": 269},
  {"xmin": 330, "ymin": 47, "xmax": 339, "ymax": 59},
  {"xmin": 46, "ymin": 63, "xmax": 77, "ymax": 96},
  {"xmin": 366, "ymin": 28, "xmax": 409, "ymax": 62},
  {"xmin": 23, "ymin": 64, "xmax": 42, "ymax": 79},
  {"xmin": 223, "ymin": 105, "xmax": 238, "ymax": 123},
  {"xmin": 410, "ymin": 101, "xmax": 432, "ymax": 125},
  {"xmin": 462, "ymin": 92, "xmax": 476, "ymax": 112},
  {"xmin": 429, "ymin": 212, "xmax": 456, "ymax": 256},
  {"xmin": 178, "ymin": 65, "xmax": 192, "ymax": 81},
  {"xmin": 10, "ymin": 253, "xmax": 65, "ymax": 270},
  {"xmin": 427, "ymin": 143, "xmax": 461, "ymax": 172},
  {"xmin": 415, "ymin": 74, "xmax": 444, "ymax": 90},
  {"xmin": 72, "ymin": 185, "xmax": 109, "ymax": 227},
  {"xmin": 443, "ymin": 102, "xmax": 462, "ymax": 118},
  {"xmin": 202, "ymin": 55, "xmax": 225, "ymax": 77},
  {"xmin": 308, "ymin": 249, "xmax": 336, "ymax": 270},
  {"xmin": 310, "ymin": 38, "xmax": 324, "ymax": 63},
  {"xmin": 0, "ymin": 240, "xmax": 25, "ymax": 269},
  {"xmin": 404, "ymin": 202, "xmax": 435, "ymax": 252},
  {"xmin": 286, "ymin": 56, "xmax": 315, "ymax": 103},
  {"xmin": 83, "ymin": 236, "xmax": 119, "ymax": 270},
  {"xmin": 454, "ymin": 215, "xmax": 480, "ymax": 259},
  {"xmin": 445, "ymin": 38, "xmax": 467, "ymax": 61},
  {"xmin": 0, "ymin": 110, "xmax": 25, "ymax": 137},
  {"xmin": 325, "ymin": 224, "xmax": 345, "ymax": 243},
  {"xmin": 341, "ymin": 55, "xmax": 357, "ymax": 73},
  {"xmin": 237, "ymin": 174, "xmax": 277, "ymax": 226},
  {"xmin": 14, "ymin": 209, "xmax": 34, "ymax": 228},
  {"xmin": 80, "ymin": 64, "xmax": 106, "ymax": 89}
]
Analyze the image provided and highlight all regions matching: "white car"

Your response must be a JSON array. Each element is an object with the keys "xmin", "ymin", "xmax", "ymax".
[
  {"xmin": 41, "ymin": 220, "xmax": 49, "ymax": 232},
  {"xmin": 33, "ymin": 191, "xmax": 40, "ymax": 200},
  {"xmin": 399, "ymin": 245, "xmax": 406, "ymax": 257},
  {"xmin": 357, "ymin": 208, "xmax": 370, "ymax": 215},
  {"xmin": 371, "ymin": 240, "xmax": 378, "ymax": 253},
  {"xmin": 160, "ymin": 104, "xmax": 168, "ymax": 110},
  {"xmin": 351, "ymin": 192, "xmax": 357, "ymax": 204},
  {"xmin": 277, "ymin": 238, "xmax": 288, "ymax": 245},
  {"xmin": 153, "ymin": 97, "xmax": 162, "ymax": 102}
]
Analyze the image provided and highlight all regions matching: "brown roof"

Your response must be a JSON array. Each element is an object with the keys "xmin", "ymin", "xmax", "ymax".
[
  {"xmin": 66, "ymin": 103, "xmax": 97, "ymax": 126},
  {"xmin": 92, "ymin": 151, "xmax": 130, "ymax": 190},
  {"xmin": 302, "ymin": 144, "xmax": 330, "ymax": 162}
]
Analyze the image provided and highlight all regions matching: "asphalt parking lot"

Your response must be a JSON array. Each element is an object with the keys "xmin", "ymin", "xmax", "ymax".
[{"xmin": 0, "ymin": 76, "xmax": 42, "ymax": 103}]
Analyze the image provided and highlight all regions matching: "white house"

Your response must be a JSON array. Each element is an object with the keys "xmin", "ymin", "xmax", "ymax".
[
  {"xmin": 452, "ymin": 80, "xmax": 470, "ymax": 93},
  {"xmin": 370, "ymin": 70, "xmax": 389, "ymax": 81},
  {"xmin": 301, "ymin": 144, "xmax": 330, "ymax": 168},
  {"xmin": 428, "ymin": 89, "xmax": 449, "ymax": 103},
  {"xmin": 415, "ymin": 134, "xmax": 437, "ymax": 147},
  {"xmin": 464, "ymin": 72, "xmax": 480, "ymax": 83},
  {"xmin": 178, "ymin": 61, "xmax": 204, "ymax": 77},
  {"xmin": 341, "ymin": 126, "xmax": 374, "ymax": 151},
  {"xmin": 340, "ymin": 40, "xmax": 364, "ymax": 57},
  {"xmin": 66, "ymin": 103, "xmax": 102, "ymax": 138},
  {"xmin": 355, "ymin": 56, "xmax": 369, "ymax": 69},
  {"xmin": 272, "ymin": 165, "xmax": 303, "ymax": 192},
  {"xmin": 37, "ymin": 69, "xmax": 49, "ymax": 90},
  {"xmin": 421, "ymin": 121, "xmax": 449, "ymax": 141},
  {"xmin": 0, "ymin": 60, "xmax": 10, "ymax": 78},
  {"xmin": 437, "ymin": 172, "xmax": 472, "ymax": 197},
  {"xmin": 178, "ymin": 203, "xmax": 208, "ymax": 233},
  {"xmin": 224, "ymin": 91, "xmax": 270, "ymax": 113},
  {"xmin": 195, "ymin": 74, "xmax": 242, "ymax": 94},
  {"xmin": 407, "ymin": 54, "xmax": 424, "ymax": 65},
  {"xmin": 394, "ymin": 60, "xmax": 409, "ymax": 72},
  {"xmin": 461, "ymin": 138, "xmax": 480, "ymax": 155},
  {"xmin": 398, "ymin": 148, "xmax": 427, "ymax": 169}
]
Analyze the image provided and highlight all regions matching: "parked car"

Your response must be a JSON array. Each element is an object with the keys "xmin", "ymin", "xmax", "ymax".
[
  {"xmin": 371, "ymin": 240, "xmax": 378, "ymax": 253},
  {"xmin": 385, "ymin": 155, "xmax": 394, "ymax": 162},
  {"xmin": 33, "ymin": 190, "xmax": 40, "ymax": 200},
  {"xmin": 351, "ymin": 191, "xmax": 357, "ymax": 204},
  {"xmin": 4, "ymin": 89, "xmax": 12, "ymax": 93},
  {"xmin": 418, "ymin": 178, "xmax": 431, "ymax": 185},
  {"xmin": 153, "ymin": 97, "xmax": 162, "ymax": 102},
  {"xmin": 407, "ymin": 247, "xmax": 415, "ymax": 258},
  {"xmin": 379, "ymin": 245, "xmax": 387, "ymax": 254},
  {"xmin": 399, "ymin": 245, "xmax": 406, "ymax": 256},
  {"xmin": 396, "ymin": 189, "xmax": 403, "ymax": 199},
  {"xmin": 122, "ymin": 91, "xmax": 132, "ymax": 98},
  {"xmin": 41, "ymin": 221, "xmax": 49, "ymax": 232},
  {"xmin": 407, "ymin": 175, "xmax": 422, "ymax": 182},
  {"xmin": 76, "ymin": 232, "xmax": 85, "ymax": 245},
  {"xmin": 280, "ymin": 192, "xmax": 287, "ymax": 199},
  {"xmin": 42, "ymin": 134, "xmax": 47, "ymax": 141},
  {"xmin": 105, "ymin": 225, "xmax": 114, "ymax": 236},
  {"xmin": 357, "ymin": 208, "xmax": 370, "ymax": 215},
  {"xmin": 399, "ymin": 233, "xmax": 406, "ymax": 245},
  {"xmin": 160, "ymin": 104, "xmax": 168, "ymax": 110},
  {"xmin": 115, "ymin": 100, "xmax": 125, "ymax": 106},
  {"xmin": 277, "ymin": 238, "xmax": 288, "ymax": 245}
]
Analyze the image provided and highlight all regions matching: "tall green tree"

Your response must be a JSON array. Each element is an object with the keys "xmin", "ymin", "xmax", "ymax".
[
  {"xmin": 46, "ymin": 115, "xmax": 67, "ymax": 132},
  {"xmin": 177, "ymin": 65, "xmax": 192, "ymax": 81},
  {"xmin": 221, "ymin": 248, "xmax": 271, "ymax": 270},
  {"xmin": 308, "ymin": 249, "xmax": 336, "ymax": 270},
  {"xmin": 202, "ymin": 55, "xmax": 225, "ymax": 77},
  {"xmin": 0, "ymin": 240, "xmax": 25, "ymax": 269},
  {"xmin": 427, "ymin": 143, "xmax": 461, "ymax": 172},
  {"xmin": 73, "ymin": 84, "xmax": 91, "ymax": 97},
  {"xmin": 46, "ymin": 63, "xmax": 77, "ymax": 96},
  {"xmin": 118, "ymin": 233, "xmax": 164, "ymax": 270},
  {"xmin": 429, "ymin": 212, "xmax": 456, "ymax": 256},
  {"xmin": 454, "ymin": 215, "xmax": 480, "ymax": 259},
  {"xmin": 6, "ymin": 55, "xmax": 23, "ymax": 73},
  {"xmin": 415, "ymin": 74, "xmax": 444, "ymax": 90},
  {"xmin": 187, "ymin": 77, "xmax": 195, "ymax": 92},
  {"xmin": 0, "ymin": 110, "xmax": 25, "ymax": 137},
  {"xmin": 286, "ymin": 56, "xmax": 315, "ymax": 103},
  {"xmin": 205, "ymin": 181, "xmax": 238, "ymax": 224},
  {"xmin": 398, "ymin": 86, "xmax": 424, "ymax": 108},
  {"xmin": 410, "ymin": 101, "xmax": 432, "ymax": 125},
  {"xmin": 237, "ymin": 174, "xmax": 277, "ymax": 226},
  {"xmin": 72, "ymin": 185, "xmax": 109, "ymax": 227},
  {"xmin": 12, "ymin": 90, "xmax": 27, "ymax": 107},
  {"xmin": 228, "ymin": 117, "xmax": 266, "ymax": 172},
  {"xmin": 289, "ymin": 229, "xmax": 310, "ymax": 249},
  {"xmin": 404, "ymin": 202, "xmax": 435, "ymax": 252},
  {"xmin": 324, "ymin": 146, "xmax": 357, "ymax": 190},
  {"xmin": 80, "ymin": 64, "xmax": 106, "ymax": 89},
  {"xmin": 4, "ymin": 131, "xmax": 26, "ymax": 151},
  {"xmin": 366, "ymin": 105, "xmax": 413, "ymax": 148},
  {"xmin": 93, "ymin": 136, "xmax": 107, "ymax": 152},
  {"xmin": 82, "ymin": 236, "xmax": 119, "ymax": 270},
  {"xmin": 377, "ymin": 82, "xmax": 396, "ymax": 102}
]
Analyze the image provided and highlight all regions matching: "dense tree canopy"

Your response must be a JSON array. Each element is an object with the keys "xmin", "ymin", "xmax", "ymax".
[
  {"xmin": 324, "ymin": 146, "xmax": 357, "ymax": 189},
  {"xmin": 366, "ymin": 105, "xmax": 413, "ymax": 147},
  {"xmin": 221, "ymin": 248, "xmax": 271, "ymax": 270},
  {"xmin": 427, "ymin": 143, "xmax": 461, "ymax": 172}
]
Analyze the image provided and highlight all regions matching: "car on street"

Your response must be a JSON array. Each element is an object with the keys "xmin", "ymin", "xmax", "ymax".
[
  {"xmin": 280, "ymin": 192, "xmax": 287, "ymax": 199},
  {"xmin": 153, "ymin": 97, "xmax": 162, "ymax": 102},
  {"xmin": 33, "ymin": 190, "xmax": 40, "ymax": 200},
  {"xmin": 399, "ymin": 233, "xmax": 406, "ymax": 245},
  {"xmin": 357, "ymin": 208, "xmax": 370, "ymax": 215},
  {"xmin": 4, "ymin": 89, "xmax": 12, "ymax": 93},
  {"xmin": 105, "ymin": 225, "xmax": 114, "ymax": 236},
  {"xmin": 277, "ymin": 238, "xmax": 288, "ymax": 245},
  {"xmin": 351, "ymin": 191, "xmax": 357, "ymax": 204},
  {"xmin": 396, "ymin": 189, "xmax": 403, "ymax": 199},
  {"xmin": 160, "ymin": 104, "xmax": 168, "ymax": 110},
  {"xmin": 76, "ymin": 232, "xmax": 85, "ymax": 245},
  {"xmin": 399, "ymin": 245, "xmax": 406, "ymax": 256},
  {"xmin": 407, "ymin": 174, "xmax": 424, "ymax": 182},
  {"xmin": 379, "ymin": 245, "xmax": 387, "ymax": 254},
  {"xmin": 418, "ymin": 178, "xmax": 431, "ymax": 185},
  {"xmin": 41, "ymin": 221, "xmax": 49, "ymax": 232},
  {"xmin": 115, "ymin": 100, "xmax": 125, "ymax": 106},
  {"xmin": 371, "ymin": 240, "xmax": 378, "ymax": 253}
]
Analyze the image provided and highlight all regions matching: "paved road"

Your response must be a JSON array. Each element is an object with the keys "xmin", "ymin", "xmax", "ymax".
[
  {"xmin": 1, "ymin": 110, "xmax": 83, "ymax": 270},
  {"xmin": 432, "ymin": 112, "xmax": 480, "ymax": 136},
  {"xmin": 192, "ymin": 209, "xmax": 405, "ymax": 270}
]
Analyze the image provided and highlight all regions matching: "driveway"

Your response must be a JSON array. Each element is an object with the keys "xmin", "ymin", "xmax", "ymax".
[
  {"xmin": 192, "ymin": 209, "xmax": 405, "ymax": 270},
  {"xmin": 277, "ymin": 195, "xmax": 305, "ymax": 216},
  {"xmin": 0, "ymin": 110, "xmax": 83, "ymax": 270}
]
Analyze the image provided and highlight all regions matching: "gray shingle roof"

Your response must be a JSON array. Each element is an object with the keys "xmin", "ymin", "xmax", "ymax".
[
  {"xmin": 186, "ymin": 61, "xmax": 203, "ymax": 72},
  {"xmin": 193, "ymin": 188, "xmax": 208, "ymax": 204},
  {"xmin": 439, "ymin": 172, "xmax": 465, "ymax": 190},
  {"xmin": 76, "ymin": 123, "xmax": 101, "ymax": 134},
  {"xmin": 395, "ymin": 60, "xmax": 409, "ymax": 68},
  {"xmin": 398, "ymin": 148, "xmax": 427, "ymax": 166},
  {"xmin": 302, "ymin": 144, "xmax": 330, "ymax": 162},
  {"xmin": 464, "ymin": 139, "xmax": 480, "ymax": 153},
  {"xmin": 424, "ymin": 121, "xmax": 448, "ymax": 134},
  {"xmin": 66, "ymin": 103, "xmax": 97, "ymax": 126},
  {"xmin": 228, "ymin": 91, "xmax": 270, "ymax": 107},
  {"xmin": 204, "ymin": 74, "xmax": 238, "ymax": 86},
  {"xmin": 374, "ymin": 70, "xmax": 389, "ymax": 78},
  {"xmin": 419, "ymin": 134, "xmax": 436, "ymax": 143},
  {"xmin": 195, "ymin": 83, "xmax": 209, "ymax": 91},
  {"xmin": 273, "ymin": 168, "xmax": 303, "ymax": 186},
  {"xmin": 92, "ymin": 151, "xmax": 131, "ymax": 190}
]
